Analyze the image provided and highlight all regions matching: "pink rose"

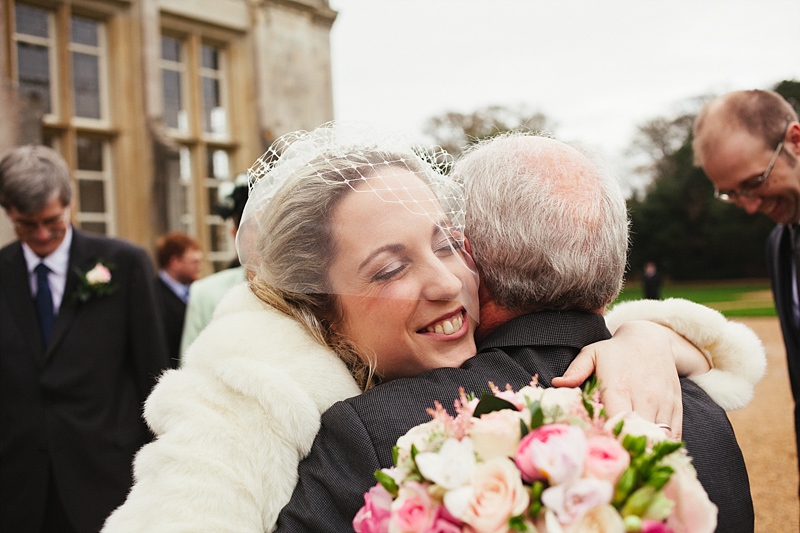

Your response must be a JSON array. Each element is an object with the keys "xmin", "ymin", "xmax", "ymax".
[
  {"xmin": 583, "ymin": 435, "xmax": 630, "ymax": 484},
  {"xmin": 662, "ymin": 465, "xmax": 717, "ymax": 533},
  {"xmin": 515, "ymin": 424, "xmax": 587, "ymax": 484},
  {"xmin": 540, "ymin": 478, "xmax": 614, "ymax": 526},
  {"xmin": 471, "ymin": 410, "xmax": 522, "ymax": 461},
  {"xmin": 353, "ymin": 484, "xmax": 393, "ymax": 533},
  {"xmin": 642, "ymin": 520, "xmax": 674, "ymax": 533},
  {"xmin": 429, "ymin": 507, "xmax": 462, "ymax": 533},
  {"xmin": 86, "ymin": 263, "xmax": 111, "ymax": 285},
  {"xmin": 458, "ymin": 457, "xmax": 529, "ymax": 533},
  {"xmin": 390, "ymin": 481, "xmax": 437, "ymax": 533}
]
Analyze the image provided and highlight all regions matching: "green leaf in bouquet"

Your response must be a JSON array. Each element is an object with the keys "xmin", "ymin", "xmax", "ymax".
[
  {"xmin": 392, "ymin": 446, "xmax": 399, "ymax": 466},
  {"xmin": 623, "ymin": 515, "xmax": 643, "ymax": 532},
  {"xmin": 613, "ymin": 419, "xmax": 624, "ymax": 437},
  {"xmin": 411, "ymin": 444, "xmax": 419, "ymax": 459},
  {"xmin": 473, "ymin": 392, "xmax": 519, "ymax": 417},
  {"xmin": 613, "ymin": 467, "xmax": 637, "ymax": 506},
  {"xmin": 652, "ymin": 440, "xmax": 684, "ymax": 460},
  {"xmin": 374, "ymin": 470, "xmax": 398, "ymax": 497},
  {"xmin": 582, "ymin": 374, "xmax": 600, "ymax": 396},
  {"xmin": 622, "ymin": 434, "xmax": 647, "ymax": 457},
  {"xmin": 519, "ymin": 419, "xmax": 529, "ymax": 438},
  {"xmin": 525, "ymin": 398, "xmax": 544, "ymax": 430},
  {"xmin": 645, "ymin": 465, "xmax": 675, "ymax": 491},
  {"xmin": 508, "ymin": 515, "xmax": 533, "ymax": 531},
  {"xmin": 621, "ymin": 485, "xmax": 659, "ymax": 517}
]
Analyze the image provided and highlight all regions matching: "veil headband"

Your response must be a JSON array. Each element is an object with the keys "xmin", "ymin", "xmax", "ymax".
[{"xmin": 236, "ymin": 122, "xmax": 478, "ymax": 318}]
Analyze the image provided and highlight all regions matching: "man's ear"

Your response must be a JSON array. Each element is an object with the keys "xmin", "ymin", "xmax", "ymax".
[
  {"xmin": 463, "ymin": 236, "xmax": 473, "ymax": 258},
  {"xmin": 788, "ymin": 122, "xmax": 800, "ymax": 156}
]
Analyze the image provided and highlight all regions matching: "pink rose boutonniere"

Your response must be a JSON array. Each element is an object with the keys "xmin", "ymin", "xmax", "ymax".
[
  {"xmin": 72, "ymin": 261, "xmax": 116, "ymax": 303},
  {"xmin": 354, "ymin": 377, "xmax": 718, "ymax": 533}
]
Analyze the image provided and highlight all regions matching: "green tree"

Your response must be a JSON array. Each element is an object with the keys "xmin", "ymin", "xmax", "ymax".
[{"xmin": 424, "ymin": 104, "xmax": 554, "ymax": 157}]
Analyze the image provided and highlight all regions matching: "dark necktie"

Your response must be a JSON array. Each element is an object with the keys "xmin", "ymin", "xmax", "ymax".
[{"xmin": 34, "ymin": 263, "xmax": 54, "ymax": 346}]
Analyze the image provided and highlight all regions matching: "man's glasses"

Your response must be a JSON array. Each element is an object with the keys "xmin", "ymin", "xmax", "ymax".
[
  {"xmin": 11, "ymin": 210, "xmax": 68, "ymax": 235},
  {"xmin": 714, "ymin": 117, "xmax": 793, "ymax": 203}
]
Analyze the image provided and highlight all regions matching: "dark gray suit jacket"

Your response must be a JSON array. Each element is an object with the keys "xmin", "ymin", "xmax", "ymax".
[
  {"xmin": 767, "ymin": 224, "xmax": 800, "ymax": 474},
  {"xmin": 0, "ymin": 229, "xmax": 170, "ymax": 533},
  {"xmin": 276, "ymin": 311, "xmax": 753, "ymax": 533}
]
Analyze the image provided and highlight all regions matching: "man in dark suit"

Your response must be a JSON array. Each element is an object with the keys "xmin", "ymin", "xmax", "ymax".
[
  {"xmin": 692, "ymin": 89, "xmax": 800, "ymax": 484},
  {"xmin": 0, "ymin": 145, "xmax": 171, "ymax": 533},
  {"xmin": 276, "ymin": 134, "xmax": 754, "ymax": 532},
  {"xmin": 155, "ymin": 231, "xmax": 202, "ymax": 366}
]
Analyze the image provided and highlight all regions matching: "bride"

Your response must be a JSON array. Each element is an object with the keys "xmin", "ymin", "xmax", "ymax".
[{"xmin": 102, "ymin": 124, "xmax": 763, "ymax": 532}]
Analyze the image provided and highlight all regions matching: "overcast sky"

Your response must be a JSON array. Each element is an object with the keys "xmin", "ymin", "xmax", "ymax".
[{"xmin": 327, "ymin": 0, "xmax": 800, "ymax": 189}]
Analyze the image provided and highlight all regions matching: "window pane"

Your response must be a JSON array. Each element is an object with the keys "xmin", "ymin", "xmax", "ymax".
[
  {"xmin": 162, "ymin": 36, "xmax": 180, "ymax": 62},
  {"xmin": 81, "ymin": 221, "xmax": 106, "ymax": 235},
  {"xmin": 72, "ymin": 52, "xmax": 101, "ymax": 119},
  {"xmin": 202, "ymin": 78, "xmax": 220, "ymax": 133},
  {"xmin": 71, "ymin": 16, "xmax": 98, "ymax": 46},
  {"xmin": 209, "ymin": 223, "xmax": 228, "ymax": 252},
  {"xmin": 76, "ymin": 137, "xmax": 103, "ymax": 170},
  {"xmin": 201, "ymin": 45, "xmax": 218, "ymax": 70},
  {"xmin": 78, "ymin": 180, "xmax": 106, "ymax": 212},
  {"xmin": 163, "ymin": 70, "xmax": 182, "ymax": 129},
  {"xmin": 17, "ymin": 42, "xmax": 52, "ymax": 114},
  {"xmin": 15, "ymin": 4, "xmax": 49, "ymax": 38}
]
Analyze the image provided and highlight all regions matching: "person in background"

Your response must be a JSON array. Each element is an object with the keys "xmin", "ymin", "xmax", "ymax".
[
  {"xmin": 693, "ymin": 88, "xmax": 800, "ymax": 485},
  {"xmin": 156, "ymin": 231, "xmax": 202, "ymax": 367},
  {"xmin": 642, "ymin": 260, "xmax": 662, "ymax": 299},
  {"xmin": 179, "ymin": 173, "xmax": 249, "ymax": 359},
  {"xmin": 0, "ymin": 145, "xmax": 170, "ymax": 533}
]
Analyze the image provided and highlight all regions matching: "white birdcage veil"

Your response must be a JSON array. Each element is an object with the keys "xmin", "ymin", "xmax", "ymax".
[{"xmin": 236, "ymin": 122, "xmax": 477, "ymax": 315}]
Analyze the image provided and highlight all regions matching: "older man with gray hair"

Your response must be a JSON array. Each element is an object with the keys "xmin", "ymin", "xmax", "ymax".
[
  {"xmin": 0, "ymin": 145, "xmax": 170, "ymax": 533},
  {"xmin": 275, "ymin": 133, "xmax": 755, "ymax": 532}
]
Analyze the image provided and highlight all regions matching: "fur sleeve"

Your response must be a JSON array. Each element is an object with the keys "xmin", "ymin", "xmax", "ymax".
[{"xmin": 604, "ymin": 298, "xmax": 766, "ymax": 411}]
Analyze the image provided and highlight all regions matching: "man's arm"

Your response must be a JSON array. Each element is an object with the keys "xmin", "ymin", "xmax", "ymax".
[{"xmin": 276, "ymin": 400, "xmax": 384, "ymax": 533}]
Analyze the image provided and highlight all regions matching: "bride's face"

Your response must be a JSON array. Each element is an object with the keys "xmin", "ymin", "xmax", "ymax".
[{"xmin": 327, "ymin": 167, "xmax": 479, "ymax": 382}]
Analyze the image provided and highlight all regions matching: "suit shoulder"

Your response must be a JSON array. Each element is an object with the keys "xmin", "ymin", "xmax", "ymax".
[
  {"xmin": 0, "ymin": 239, "xmax": 21, "ymax": 258},
  {"xmin": 75, "ymin": 230, "xmax": 151, "ymax": 261}
]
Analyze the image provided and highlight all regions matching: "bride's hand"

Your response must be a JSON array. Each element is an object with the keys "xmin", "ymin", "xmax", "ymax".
[{"xmin": 551, "ymin": 320, "xmax": 710, "ymax": 440}]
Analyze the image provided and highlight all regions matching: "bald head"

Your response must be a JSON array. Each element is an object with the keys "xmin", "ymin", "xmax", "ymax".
[
  {"xmin": 693, "ymin": 90, "xmax": 797, "ymax": 168},
  {"xmin": 454, "ymin": 133, "xmax": 629, "ymax": 314}
]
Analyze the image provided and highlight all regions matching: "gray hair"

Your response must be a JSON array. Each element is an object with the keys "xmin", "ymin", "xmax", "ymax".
[
  {"xmin": 0, "ymin": 145, "xmax": 73, "ymax": 213},
  {"xmin": 455, "ymin": 132, "xmax": 629, "ymax": 313}
]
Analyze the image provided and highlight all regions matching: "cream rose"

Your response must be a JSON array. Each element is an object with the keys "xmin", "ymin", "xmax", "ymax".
[
  {"xmin": 458, "ymin": 457, "xmax": 529, "ymax": 533},
  {"xmin": 470, "ymin": 410, "xmax": 522, "ymax": 461}
]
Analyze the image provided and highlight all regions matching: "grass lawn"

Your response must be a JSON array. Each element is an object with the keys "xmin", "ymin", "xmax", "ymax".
[{"xmin": 614, "ymin": 279, "xmax": 776, "ymax": 318}]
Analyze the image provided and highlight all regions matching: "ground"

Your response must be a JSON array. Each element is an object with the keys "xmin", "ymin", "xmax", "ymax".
[{"xmin": 727, "ymin": 318, "xmax": 798, "ymax": 532}]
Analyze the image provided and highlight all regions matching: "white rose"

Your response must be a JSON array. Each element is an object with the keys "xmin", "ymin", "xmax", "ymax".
[
  {"xmin": 85, "ymin": 263, "xmax": 111, "ymax": 285},
  {"xmin": 415, "ymin": 437, "xmax": 476, "ymax": 489}
]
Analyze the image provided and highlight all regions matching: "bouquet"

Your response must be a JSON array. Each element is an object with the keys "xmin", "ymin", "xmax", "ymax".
[{"xmin": 353, "ymin": 378, "xmax": 717, "ymax": 533}]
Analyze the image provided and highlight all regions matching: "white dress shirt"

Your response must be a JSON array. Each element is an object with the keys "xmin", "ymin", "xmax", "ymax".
[{"xmin": 22, "ymin": 226, "xmax": 73, "ymax": 315}]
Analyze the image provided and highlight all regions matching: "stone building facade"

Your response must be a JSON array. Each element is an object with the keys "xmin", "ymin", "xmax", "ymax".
[{"xmin": 0, "ymin": 0, "xmax": 337, "ymax": 270}]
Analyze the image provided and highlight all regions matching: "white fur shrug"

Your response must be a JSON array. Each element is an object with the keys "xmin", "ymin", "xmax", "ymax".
[
  {"xmin": 102, "ymin": 288, "xmax": 764, "ymax": 533},
  {"xmin": 102, "ymin": 284, "xmax": 361, "ymax": 533}
]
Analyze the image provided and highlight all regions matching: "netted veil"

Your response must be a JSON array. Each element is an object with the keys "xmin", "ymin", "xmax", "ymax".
[{"xmin": 236, "ymin": 122, "xmax": 476, "ymax": 305}]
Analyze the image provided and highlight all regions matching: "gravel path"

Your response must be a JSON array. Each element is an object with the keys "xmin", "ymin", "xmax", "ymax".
[{"xmin": 727, "ymin": 318, "xmax": 798, "ymax": 532}]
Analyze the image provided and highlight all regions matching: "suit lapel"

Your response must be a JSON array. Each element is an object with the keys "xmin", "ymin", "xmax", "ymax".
[
  {"xmin": 45, "ymin": 230, "xmax": 88, "ymax": 359},
  {"xmin": 1, "ymin": 242, "xmax": 45, "ymax": 359}
]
